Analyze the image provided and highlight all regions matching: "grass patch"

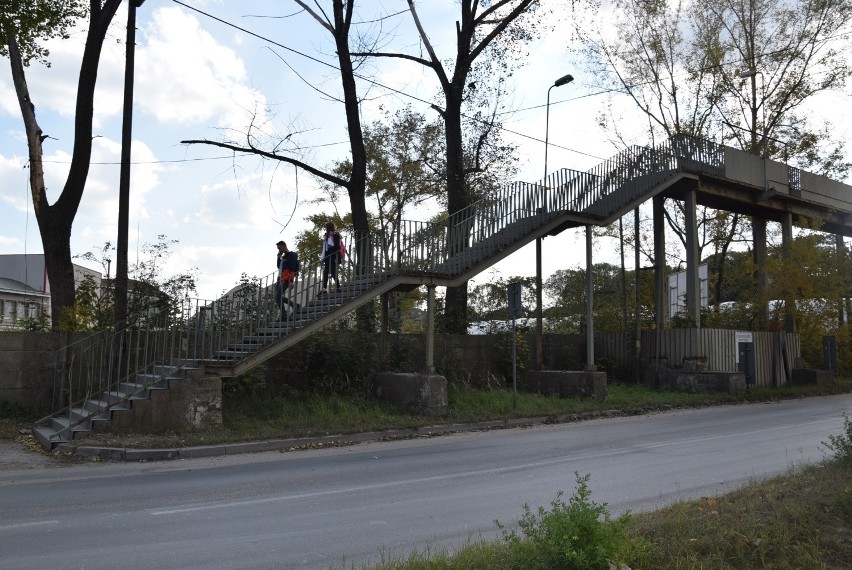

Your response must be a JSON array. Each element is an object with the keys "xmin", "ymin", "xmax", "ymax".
[
  {"xmin": 46, "ymin": 377, "xmax": 852, "ymax": 449},
  {"xmin": 356, "ymin": 460, "xmax": 852, "ymax": 569},
  {"xmin": 625, "ymin": 460, "xmax": 852, "ymax": 569}
]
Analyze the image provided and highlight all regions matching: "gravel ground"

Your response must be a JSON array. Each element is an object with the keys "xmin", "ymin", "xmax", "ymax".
[{"xmin": 0, "ymin": 433, "xmax": 77, "ymax": 474}]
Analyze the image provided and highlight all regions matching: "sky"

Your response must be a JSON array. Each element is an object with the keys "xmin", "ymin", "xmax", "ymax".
[{"xmin": 1, "ymin": 0, "xmax": 848, "ymax": 302}]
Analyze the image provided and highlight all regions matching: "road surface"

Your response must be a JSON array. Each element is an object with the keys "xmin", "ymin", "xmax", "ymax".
[{"xmin": 1, "ymin": 394, "xmax": 850, "ymax": 569}]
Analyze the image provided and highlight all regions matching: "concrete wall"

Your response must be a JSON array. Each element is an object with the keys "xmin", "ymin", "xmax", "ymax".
[
  {"xmin": 0, "ymin": 331, "xmax": 592, "ymax": 414},
  {"xmin": 0, "ymin": 332, "xmax": 87, "ymax": 415}
]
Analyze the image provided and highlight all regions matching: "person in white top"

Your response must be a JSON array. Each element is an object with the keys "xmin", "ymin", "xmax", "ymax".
[{"xmin": 319, "ymin": 221, "xmax": 341, "ymax": 295}]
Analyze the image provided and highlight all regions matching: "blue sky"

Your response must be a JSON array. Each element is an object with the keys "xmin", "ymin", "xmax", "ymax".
[{"xmin": 3, "ymin": 1, "xmax": 844, "ymax": 301}]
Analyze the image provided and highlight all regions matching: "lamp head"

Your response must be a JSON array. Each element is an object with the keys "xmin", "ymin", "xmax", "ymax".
[{"xmin": 554, "ymin": 74, "xmax": 574, "ymax": 87}]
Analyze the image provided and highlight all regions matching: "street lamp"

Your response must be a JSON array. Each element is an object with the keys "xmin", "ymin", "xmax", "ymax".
[
  {"xmin": 536, "ymin": 72, "xmax": 574, "ymax": 371},
  {"xmin": 543, "ymin": 74, "xmax": 574, "ymax": 182},
  {"xmin": 738, "ymin": 69, "xmax": 765, "ymax": 158}
]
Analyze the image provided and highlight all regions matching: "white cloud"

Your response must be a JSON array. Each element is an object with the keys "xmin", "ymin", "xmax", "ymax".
[{"xmin": 135, "ymin": 6, "xmax": 266, "ymax": 130}]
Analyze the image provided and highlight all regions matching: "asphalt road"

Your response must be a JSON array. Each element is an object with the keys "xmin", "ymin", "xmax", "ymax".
[{"xmin": 2, "ymin": 394, "xmax": 851, "ymax": 569}]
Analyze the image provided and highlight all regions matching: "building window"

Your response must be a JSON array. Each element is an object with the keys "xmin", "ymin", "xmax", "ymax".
[
  {"xmin": 26, "ymin": 302, "xmax": 40, "ymax": 320},
  {"xmin": 2, "ymin": 299, "xmax": 16, "ymax": 324}
]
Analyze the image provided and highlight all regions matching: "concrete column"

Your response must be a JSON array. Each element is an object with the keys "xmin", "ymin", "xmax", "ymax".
[
  {"xmin": 653, "ymin": 195, "xmax": 666, "ymax": 367},
  {"xmin": 781, "ymin": 213, "xmax": 795, "ymax": 333},
  {"xmin": 585, "ymin": 225, "xmax": 595, "ymax": 371},
  {"xmin": 380, "ymin": 292, "xmax": 389, "ymax": 371},
  {"xmin": 838, "ymin": 234, "xmax": 849, "ymax": 326},
  {"xmin": 684, "ymin": 188, "xmax": 701, "ymax": 328},
  {"xmin": 535, "ymin": 234, "xmax": 543, "ymax": 370},
  {"xmin": 425, "ymin": 285, "xmax": 436, "ymax": 373},
  {"xmin": 753, "ymin": 218, "xmax": 768, "ymax": 329}
]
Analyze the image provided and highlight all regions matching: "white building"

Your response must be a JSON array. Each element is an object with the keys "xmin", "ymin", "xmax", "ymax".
[{"xmin": 0, "ymin": 254, "xmax": 102, "ymax": 328}]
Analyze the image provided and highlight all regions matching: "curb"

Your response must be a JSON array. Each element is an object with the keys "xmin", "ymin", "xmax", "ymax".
[{"xmin": 57, "ymin": 414, "xmax": 584, "ymax": 463}]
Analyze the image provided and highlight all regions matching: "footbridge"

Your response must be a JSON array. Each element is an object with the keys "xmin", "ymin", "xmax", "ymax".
[{"xmin": 36, "ymin": 135, "xmax": 852, "ymax": 448}]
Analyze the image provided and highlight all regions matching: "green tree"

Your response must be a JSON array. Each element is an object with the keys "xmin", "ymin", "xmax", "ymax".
[
  {"xmin": 575, "ymin": 0, "xmax": 852, "ymax": 320},
  {"xmin": 2, "ymin": 0, "xmax": 123, "ymax": 328},
  {"xmin": 469, "ymin": 274, "xmax": 536, "ymax": 322},
  {"xmin": 545, "ymin": 263, "xmax": 656, "ymax": 334},
  {"xmin": 77, "ymin": 236, "xmax": 198, "ymax": 331}
]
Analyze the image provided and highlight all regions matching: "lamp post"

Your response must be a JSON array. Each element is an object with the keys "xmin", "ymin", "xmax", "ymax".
[
  {"xmin": 738, "ymin": 69, "xmax": 765, "ymax": 158},
  {"xmin": 536, "ymin": 73, "xmax": 574, "ymax": 370}
]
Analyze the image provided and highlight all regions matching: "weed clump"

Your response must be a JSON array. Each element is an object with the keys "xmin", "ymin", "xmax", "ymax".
[
  {"xmin": 497, "ymin": 472, "xmax": 639, "ymax": 570},
  {"xmin": 823, "ymin": 413, "xmax": 852, "ymax": 463}
]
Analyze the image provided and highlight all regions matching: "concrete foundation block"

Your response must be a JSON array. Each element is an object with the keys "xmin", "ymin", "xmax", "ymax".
[
  {"xmin": 99, "ymin": 375, "xmax": 223, "ymax": 433},
  {"xmin": 526, "ymin": 370, "xmax": 608, "ymax": 400},
  {"xmin": 791, "ymin": 368, "xmax": 834, "ymax": 385},
  {"xmin": 368, "ymin": 372, "xmax": 448, "ymax": 416}
]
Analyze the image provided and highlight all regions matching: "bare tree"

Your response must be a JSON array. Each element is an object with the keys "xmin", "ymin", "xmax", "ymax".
[
  {"xmin": 354, "ymin": 0, "xmax": 541, "ymax": 333},
  {"xmin": 3, "ymin": 0, "xmax": 123, "ymax": 328},
  {"xmin": 575, "ymin": 0, "xmax": 852, "ymax": 313},
  {"xmin": 183, "ymin": 0, "xmax": 370, "ymax": 243}
]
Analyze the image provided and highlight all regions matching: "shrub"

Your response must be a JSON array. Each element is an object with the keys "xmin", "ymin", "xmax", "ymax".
[
  {"xmin": 823, "ymin": 413, "xmax": 852, "ymax": 464},
  {"xmin": 498, "ymin": 472, "xmax": 637, "ymax": 570}
]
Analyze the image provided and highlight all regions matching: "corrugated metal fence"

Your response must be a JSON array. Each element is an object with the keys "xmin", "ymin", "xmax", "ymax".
[{"xmin": 597, "ymin": 329, "xmax": 800, "ymax": 387}]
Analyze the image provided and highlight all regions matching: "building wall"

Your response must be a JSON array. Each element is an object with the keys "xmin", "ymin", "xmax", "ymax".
[{"xmin": 0, "ymin": 254, "xmax": 102, "ymax": 326}]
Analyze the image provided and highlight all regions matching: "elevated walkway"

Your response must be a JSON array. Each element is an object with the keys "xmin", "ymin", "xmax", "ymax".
[{"xmin": 35, "ymin": 135, "xmax": 852, "ymax": 449}]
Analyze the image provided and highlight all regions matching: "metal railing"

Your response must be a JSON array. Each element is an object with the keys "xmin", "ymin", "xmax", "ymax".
[{"xmin": 45, "ymin": 134, "xmax": 731, "ymax": 436}]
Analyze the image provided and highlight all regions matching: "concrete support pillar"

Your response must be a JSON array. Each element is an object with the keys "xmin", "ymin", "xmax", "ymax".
[
  {"xmin": 753, "ymin": 217, "xmax": 768, "ymax": 329},
  {"xmin": 425, "ymin": 284, "xmax": 436, "ymax": 373},
  {"xmin": 838, "ymin": 234, "xmax": 849, "ymax": 326},
  {"xmin": 684, "ymin": 188, "xmax": 701, "ymax": 328},
  {"xmin": 585, "ymin": 225, "xmax": 595, "ymax": 371},
  {"xmin": 535, "ymin": 234, "xmax": 543, "ymax": 370},
  {"xmin": 380, "ymin": 292, "xmax": 389, "ymax": 371},
  {"xmin": 634, "ymin": 207, "xmax": 641, "ymax": 383},
  {"xmin": 653, "ymin": 195, "xmax": 666, "ymax": 367},
  {"xmin": 781, "ymin": 213, "xmax": 795, "ymax": 333}
]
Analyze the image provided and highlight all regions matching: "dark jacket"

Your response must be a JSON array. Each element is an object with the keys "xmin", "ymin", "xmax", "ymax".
[
  {"xmin": 322, "ymin": 232, "xmax": 341, "ymax": 261},
  {"xmin": 279, "ymin": 251, "xmax": 299, "ymax": 273}
]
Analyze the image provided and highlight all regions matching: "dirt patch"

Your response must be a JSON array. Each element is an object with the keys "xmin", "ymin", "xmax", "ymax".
[{"xmin": 0, "ymin": 432, "xmax": 77, "ymax": 473}]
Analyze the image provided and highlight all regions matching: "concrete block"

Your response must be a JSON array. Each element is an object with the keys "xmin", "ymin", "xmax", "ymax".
[
  {"xmin": 791, "ymin": 368, "xmax": 834, "ymax": 385},
  {"xmin": 179, "ymin": 446, "xmax": 226, "ymax": 459},
  {"xmin": 368, "ymin": 372, "xmax": 448, "ymax": 416},
  {"xmin": 90, "ymin": 375, "xmax": 222, "ymax": 434},
  {"xmin": 124, "ymin": 448, "xmax": 179, "ymax": 461}
]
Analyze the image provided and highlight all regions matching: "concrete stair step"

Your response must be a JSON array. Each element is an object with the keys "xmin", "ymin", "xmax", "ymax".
[{"xmin": 34, "ymin": 426, "xmax": 68, "ymax": 449}]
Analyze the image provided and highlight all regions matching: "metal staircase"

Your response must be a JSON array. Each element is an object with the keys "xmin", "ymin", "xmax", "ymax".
[{"xmin": 35, "ymin": 134, "xmax": 718, "ymax": 449}]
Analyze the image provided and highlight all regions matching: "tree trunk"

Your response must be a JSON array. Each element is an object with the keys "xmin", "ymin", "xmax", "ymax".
[
  {"xmin": 5, "ymin": 1, "xmax": 121, "ymax": 328},
  {"xmin": 332, "ymin": 0, "xmax": 368, "ymax": 239},
  {"xmin": 443, "ymin": 86, "xmax": 471, "ymax": 334}
]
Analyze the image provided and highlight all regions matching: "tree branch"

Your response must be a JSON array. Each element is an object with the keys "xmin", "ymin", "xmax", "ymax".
[{"xmin": 181, "ymin": 138, "xmax": 349, "ymax": 188}]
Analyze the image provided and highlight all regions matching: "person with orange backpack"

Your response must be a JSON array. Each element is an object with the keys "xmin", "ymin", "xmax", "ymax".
[{"xmin": 275, "ymin": 240, "xmax": 300, "ymax": 320}]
